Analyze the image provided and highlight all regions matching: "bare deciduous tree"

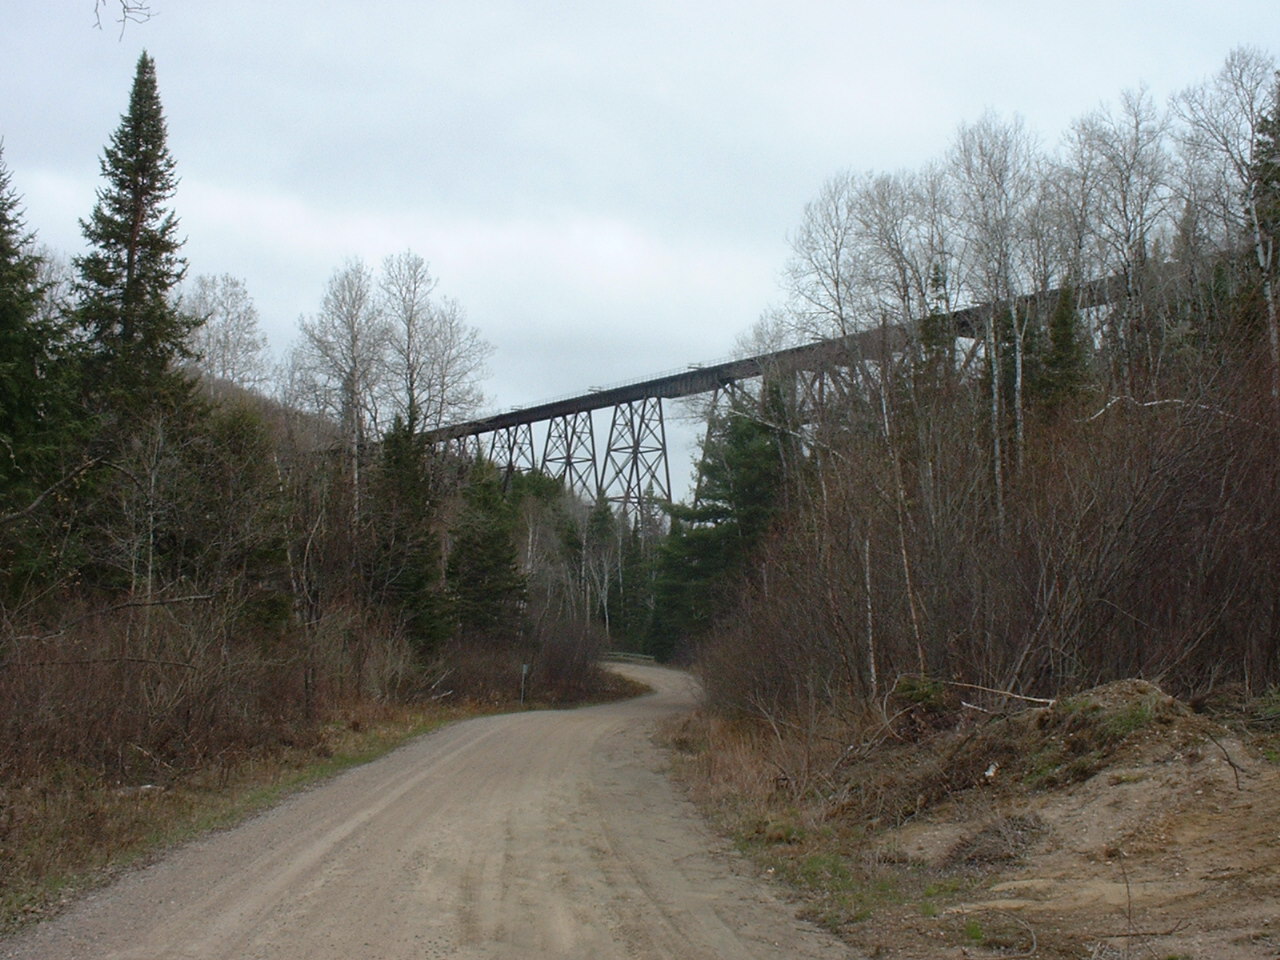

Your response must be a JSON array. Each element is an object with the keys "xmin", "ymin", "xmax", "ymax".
[
  {"xmin": 292, "ymin": 259, "xmax": 387, "ymax": 520},
  {"xmin": 94, "ymin": 1, "xmax": 151, "ymax": 28},
  {"xmin": 1174, "ymin": 46, "xmax": 1280, "ymax": 408},
  {"xmin": 379, "ymin": 250, "xmax": 491, "ymax": 433},
  {"xmin": 1075, "ymin": 86, "xmax": 1174, "ymax": 388},
  {"xmin": 949, "ymin": 112, "xmax": 1040, "ymax": 506},
  {"xmin": 784, "ymin": 172, "xmax": 866, "ymax": 339},
  {"xmin": 183, "ymin": 273, "xmax": 271, "ymax": 389}
]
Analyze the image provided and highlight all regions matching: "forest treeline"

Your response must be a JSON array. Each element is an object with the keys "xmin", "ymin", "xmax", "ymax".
[
  {"xmin": 4, "ymin": 44, "xmax": 1280, "ymax": 789},
  {"xmin": 666, "ymin": 47, "xmax": 1280, "ymax": 735},
  {"xmin": 0, "ymin": 53, "xmax": 635, "ymax": 788}
]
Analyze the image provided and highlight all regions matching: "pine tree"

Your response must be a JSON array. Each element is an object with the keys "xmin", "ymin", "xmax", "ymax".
[
  {"xmin": 0, "ymin": 148, "xmax": 47, "ymax": 493},
  {"xmin": 1035, "ymin": 283, "xmax": 1089, "ymax": 416},
  {"xmin": 647, "ymin": 397, "xmax": 786, "ymax": 659},
  {"xmin": 445, "ymin": 462, "xmax": 526, "ymax": 640},
  {"xmin": 0, "ymin": 146, "xmax": 78, "ymax": 510},
  {"xmin": 74, "ymin": 51, "xmax": 191, "ymax": 412}
]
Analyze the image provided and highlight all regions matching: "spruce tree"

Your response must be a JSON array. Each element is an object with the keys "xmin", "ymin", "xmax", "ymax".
[
  {"xmin": 0, "ymin": 146, "xmax": 77, "ymax": 507},
  {"xmin": 445, "ymin": 462, "xmax": 526, "ymax": 640},
  {"xmin": 369, "ymin": 416, "xmax": 454, "ymax": 656},
  {"xmin": 0, "ymin": 147, "xmax": 47, "ymax": 494},
  {"xmin": 74, "ymin": 51, "xmax": 191, "ymax": 412},
  {"xmin": 0, "ymin": 147, "xmax": 87, "ymax": 597},
  {"xmin": 1252, "ymin": 76, "xmax": 1280, "ymax": 267},
  {"xmin": 1035, "ymin": 284, "xmax": 1088, "ymax": 416},
  {"xmin": 647, "ymin": 397, "xmax": 786, "ymax": 659},
  {"xmin": 1248, "ymin": 74, "xmax": 1280, "ymax": 409}
]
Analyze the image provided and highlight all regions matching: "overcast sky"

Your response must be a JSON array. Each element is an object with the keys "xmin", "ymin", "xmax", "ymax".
[{"xmin": 5, "ymin": 2, "xmax": 1280, "ymax": 427}]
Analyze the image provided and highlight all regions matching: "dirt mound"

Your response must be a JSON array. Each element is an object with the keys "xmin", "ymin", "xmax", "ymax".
[
  {"xmin": 857, "ymin": 680, "xmax": 1280, "ymax": 958},
  {"xmin": 676, "ymin": 679, "xmax": 1280, "ymax": 959}
]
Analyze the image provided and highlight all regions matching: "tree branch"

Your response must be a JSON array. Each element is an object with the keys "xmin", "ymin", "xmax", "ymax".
[
  {"xmin": 13, "ymin": 593, "xmax": 216, "ymax": 643},
  {"xmin": 1081, "ymin": 394, "xmax": 1258, "ymax": 425},
  {"xmin": 0, "ymin": 457, "xmax": 102, "ymax": 528},
  {"xmin": 94, "ymin": 1, "xmax": 153, "ymax": 35},
  {"xmin": 3, "ymin": 656, "xmax": 198, "ymax": 670}
]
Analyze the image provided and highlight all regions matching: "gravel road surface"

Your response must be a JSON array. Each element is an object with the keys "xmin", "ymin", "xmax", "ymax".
[{"xmin": 2, "ymin": 664, "xmax": 855, "ymax": 959}]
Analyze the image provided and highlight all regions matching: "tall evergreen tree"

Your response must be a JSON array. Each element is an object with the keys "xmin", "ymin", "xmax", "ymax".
[
  {"xmin": 606, "ymin": 520, "xmax": 654, "ymax": 650},
  {"xmin": 648, "ymin": 396, "xmax": 786, "ymax": 659},
  {"xmin": 368, "ymin": 416, "xmax": 454, "ymax": 656},
  {"xmin": 0, "ymin": 147, "xmax": 48, "ymax": 496},
  {"xmin": 1246, "ymin": 72, "xmax": 1280, "ymax": 410},
  {"xmin": 446, "ymin": 462, "xmax": 526, "ymax": 639},
  {"xmin": 1256, "ymin": 79, "xmax": 1280, "ymax": 230},
  {"xmin": 74, "ymin": 51, "xmax": 191, "ymax": 412},
  {"xmin": 0, "ymin": 147, "xmax": 81, "ymax": 507},
  {"xmin": 0, "ymin": 148, "xmax": 88, "ymax": 599},
  {"xmin": 1034, "ymin": 283, "xmax": 1089, "ymax": 416}
]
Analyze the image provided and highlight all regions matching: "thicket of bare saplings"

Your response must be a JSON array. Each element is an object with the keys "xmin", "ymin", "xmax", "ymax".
[
  {"xmin": 699, "ymin": 331, "xmax": 1279, "ymax": 725},
  {"xmin": 697, "ymin": 47, "xmax": 1280, "ymax": 732}
]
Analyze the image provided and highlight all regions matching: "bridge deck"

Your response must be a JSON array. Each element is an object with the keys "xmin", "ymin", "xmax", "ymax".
[
  {"xmin": 423, "ymin": 275, "xmax": 1118, "ymax": 443},
  {"xmin": 423, "ymin": 277, "xmax": 1121, "ymax": 514}
]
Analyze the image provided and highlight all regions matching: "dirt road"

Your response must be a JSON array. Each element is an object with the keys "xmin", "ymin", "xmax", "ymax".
[{"xmin": 2, "ymin": 664, "xmax": 855, "ymax": 960}]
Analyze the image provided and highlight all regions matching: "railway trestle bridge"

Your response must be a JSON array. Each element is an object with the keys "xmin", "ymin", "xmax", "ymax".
[{"xmin": 423, "ymin": 278, "xmax": 1118, "ymax": 516}]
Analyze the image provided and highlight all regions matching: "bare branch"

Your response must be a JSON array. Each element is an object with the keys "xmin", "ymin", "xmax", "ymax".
[
  {"xmin": 2, "ymin": 656, "xmax": 198, "ymax": 670},
  {"xmin": 1081, "ymin": 394, "xmax": 1260, "ymax": 425},
  {"xmin": 0, "ymin": 457, "xmax": 102, "ymax": 528},
  {"xmin": 14, "ymin": 593, "xmax": 217, "ymax": 643},
  {"xmin": 939, "ymin": 679, "xmax": 1056, "ymax": 706},
  {"xmin": 94, "ymin": 1, "xmax": 153, "ymax": 34}
]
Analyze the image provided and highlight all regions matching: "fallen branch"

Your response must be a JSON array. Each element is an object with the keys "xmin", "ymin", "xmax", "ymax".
[
  {"xmin": 1096, "ymin": 920, "xmax": 1188, "ymax": 939},
  {"xmin": 129, "ymin": 740, "xmax": 178, "ymax": 773},
  {"xmin": 1204, "ymin": 729, "xmax": 1244, "ymax": 791},
  {"xmin": 939, "ymin": 680, "xmax": 1055, "ymax": 706}
]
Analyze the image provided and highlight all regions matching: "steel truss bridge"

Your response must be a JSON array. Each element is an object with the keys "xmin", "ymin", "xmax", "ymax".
[{"xmin": 423, "ymin": 278, "xmax": 1119, "ymax": 516}]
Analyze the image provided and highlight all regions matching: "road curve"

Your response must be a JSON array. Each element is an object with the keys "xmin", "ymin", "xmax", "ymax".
[{"xmin": 2, "ymin": 664, "xmax": 855, "ymax": 960}]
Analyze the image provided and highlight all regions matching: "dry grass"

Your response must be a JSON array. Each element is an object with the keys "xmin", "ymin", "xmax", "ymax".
[{"xmin": 662, "ymin": 712, "xmax": 951, "ymax": 935}]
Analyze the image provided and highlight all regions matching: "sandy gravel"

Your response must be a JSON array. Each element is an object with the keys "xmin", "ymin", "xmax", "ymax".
[{"xmin": 1, "ymin": 664, "xmax": 856, "ymax": 960}]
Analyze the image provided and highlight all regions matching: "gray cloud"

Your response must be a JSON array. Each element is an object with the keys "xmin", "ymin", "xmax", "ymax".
[{"xmin": 5, "ymin": 0, "xmax": 1280, "ymax": 428}]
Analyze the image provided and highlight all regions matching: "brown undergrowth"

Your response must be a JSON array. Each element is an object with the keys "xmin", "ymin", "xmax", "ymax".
[{"xmin": 665, "ymin": 679, "xmax": 1280, "ymax": 959}]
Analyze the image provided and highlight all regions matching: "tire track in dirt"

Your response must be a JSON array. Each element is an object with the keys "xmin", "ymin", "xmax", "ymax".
[{"xmin": 1, "ymin": 664, "xmax": 857, "ymax": 960}]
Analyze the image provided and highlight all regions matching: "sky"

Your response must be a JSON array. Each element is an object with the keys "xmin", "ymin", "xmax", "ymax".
[{"xmin": 4, "ymin": 1, "xmax": 1280, "ymax": 482}]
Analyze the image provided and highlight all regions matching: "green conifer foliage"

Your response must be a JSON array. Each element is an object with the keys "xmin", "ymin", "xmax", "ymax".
[
  {"xmin": 445, "ymin": 462, "xmax": 526, "ymax": 639},
  {"xmin": 648, "ymin": 396, "xmax": 786, "ymax": 659},
  {"xmin": 74, "ymin": 51, "xmax": 191, "ymax": 410},
  {"xmin": 606, "ymin": 519, "xmax": 654, "ymax": 650},
  {"xmin": 0, "ymin": 146, "xmax": 83, "ymax": 591},
  {"xmin": 1252, "ymin": 77, "xmax": 1280, "ymax": 269},
  {"xmin": 0, "ymin": 146, "xmax": 51, "ymax": 502},
  {"xmin": 370, "ymin": 417, "xmax": 454, "ymax": 656},
  {"xmin": 1035, "ymin": 284, "xmax": 1089, "ymax": 416}
]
